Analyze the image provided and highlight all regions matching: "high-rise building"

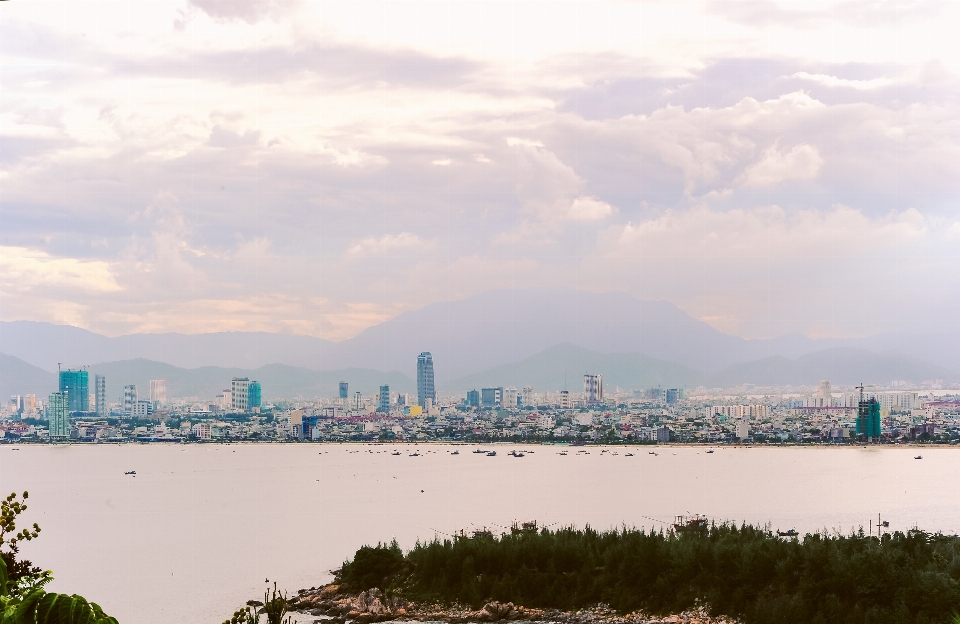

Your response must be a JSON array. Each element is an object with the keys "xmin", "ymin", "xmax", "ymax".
[
  {"xmin": 354, "ymin": 391, "xmax": 363, "ymax": 410},
  {"xmin": 149, "ymin": 379, "xmax": 167, "ymax": 405},
  {"xmin": 665, "ymin": 388, "xmax": 684, "ymax": 404},
  {"xmin": 503, "ymin": 387, "xmax": 519, "ymax": 408},
  {"xmin": 466, "ymin": 389, "xmax": 480, "ymax": 407},
  {"xmin": 9, "ymin": 396, "xmax": 22, "ymax": 416},
  {"xmin": 584, "ymin": 374, "xmax": 603, "ymax": 404},
  {"xmin": 59, "ymin": 369, "xmax": 89, "ymax": 413},
  {"xmin": 521, "ymin": 386, "xmax": 535, "ymax": 406},
  {"xmin": 417, "ymin": 352, "xmax": 435, "ymax": 408},
  {"xmin": 339, "ymin": 382, "xmax": 349, "ymax": 399},
  {"xmin": 47, "ymin": 391, "xmax": 70, "ymax": 439},
  {"xmin": 248, "ymin": 381, "xmax": 262, "ymax": 409},
  {"xmin": 857, "ymin": 397, "xmax": 881, "ymax": 440},
  {"xmin": 123, "ymin": 385, "xmax": 138, "ymax": 415},
  {"xmin": 23, "ymin": 395, "xmax": 36, "ymax": 413},
  {"xmin": 231, "ymin": 378, "xmax": 250, "ymax": 412},
  {"xmin": 378, "ymin": 385, "xmax": 391, "ymax": 413},
  {"xmin": 559, "ymin": 390, "xmax": 571, "ymax": 409},
  {"xmin": 481, "ymin": 387, "xmax": 502, "ymax": 408},
  {"xmin": 95, "ymin": 375, "xmax": 107, "ymax": 416}
]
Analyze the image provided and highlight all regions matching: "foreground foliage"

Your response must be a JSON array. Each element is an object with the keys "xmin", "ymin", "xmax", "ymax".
[
  {"xmin": 223, "ymin": 583, "xmax": 291, "ymax": 624},
  {"xmin": 0, "ymin": 492, "xmax": 117, "ymax": 624},
  {"xmin": 337, "ymin": 524, "xmax": 960, "ymax": 624}
]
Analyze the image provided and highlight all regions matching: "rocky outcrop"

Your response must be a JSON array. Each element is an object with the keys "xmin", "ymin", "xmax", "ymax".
[{"xmin": 292, "ymin": 584, "xmax": 739, "ymax": 624}]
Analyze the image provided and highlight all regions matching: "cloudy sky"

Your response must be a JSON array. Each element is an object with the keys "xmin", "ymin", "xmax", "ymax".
[{"xmin": 2, "ymin": 0, "xmax": 959, "ymax": 342}]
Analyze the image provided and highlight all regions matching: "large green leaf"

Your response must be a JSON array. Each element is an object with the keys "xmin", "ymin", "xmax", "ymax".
[
  {"xmin": 35, "ymin": 594, "xmax": 117, "ymax": 624},
  {"xmin": 1, "ymin": 590, "xmax": 44, "ymax": 624}
]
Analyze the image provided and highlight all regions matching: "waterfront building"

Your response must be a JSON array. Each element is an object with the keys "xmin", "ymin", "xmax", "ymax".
[
  {"xmin": 248, "ymin": 381, "xmax": 262, "ymax": 410},
  {"xmin": 736, "ymin": 421, "xmax": 750, "ymax": 440},
  {"xmin": 149, "ymin": 379, "xmax": 167, "ymax": 405},
  {"xmin": 192, "ymin": 423, "xmax": 212, "ymax": 440},
  {"xmin": 856, "ymin": 397, "xmax": 882, "ymax": 440},
  {"xmin": 521, "ymin": 386, "xmax": 535, "ymax": 406},
  {"xmin": 231, "ymin": 378, "xmax": 250, "ymax": 412},
  {"xmin": 47, "ymin": 391, "xmax": 70, "ymax": 439},
  {"xmin": 59, "ymin": 369, "xmax": 89, "ymax": 413},
  {"xmin": 95, "ymin": 375, "xmax": 107, "ymax": 417},
  {"xmin": 123, "ymin": 385, "xmax": 138, "ymax": 415},
  {"xmin": 378, "ymin": 385, "xmax": 391, "ymax": 413},
  {"xmin": 584, "ymin": 374, "xmax": 603, "ymax": 404},
  {"xmin": 417, "ymin": 352, "xmax": 435, "ymax": 408},
  {"xmin": 339, "ymin": 382, "xmax": 349, "ymax": 399}
]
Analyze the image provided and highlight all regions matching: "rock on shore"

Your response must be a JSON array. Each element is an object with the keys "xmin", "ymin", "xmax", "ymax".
[{"xmin": 291, "ymin": 584, "xmax": 738, "ymax": 624}]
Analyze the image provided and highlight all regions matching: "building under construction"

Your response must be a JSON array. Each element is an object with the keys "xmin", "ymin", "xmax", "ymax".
[{"xmin": 856, "ymin": 384, "xmax": 882, "ymax": 441}]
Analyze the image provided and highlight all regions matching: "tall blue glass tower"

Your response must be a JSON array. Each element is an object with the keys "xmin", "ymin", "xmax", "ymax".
[
  {"xmin": 59, "ymin": 369, "xmax": 89, "ymax": 413},
  {"xmin": 417, "ymin": 352, "xmax": 435, "ymax": 408}
]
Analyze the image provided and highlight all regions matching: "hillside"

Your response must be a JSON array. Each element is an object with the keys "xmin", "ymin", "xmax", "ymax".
[
  {"xmin": 0, "ymin": 353, "xmax": 57, "ymax": 399},
  {"xmin": 441, "ymin": 343, "xmax": 704, "ymax": 393}
]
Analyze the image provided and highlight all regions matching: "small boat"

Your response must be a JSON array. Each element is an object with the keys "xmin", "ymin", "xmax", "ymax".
[
  {"xmin": 649, "ymin": 451, "xmax": 656, "ymax": 455},
  {"xmin": 778, "ymin": 529, "xmax": 799, "ymax": 537},
  {"xmin": 706, "ymin": 450, "xmax": 715, "ymax": 454},
  {"xmin": 451, "ymin": 450, "xmax": 460, "ymax": 455},
  {"xmin": 486, "ymin": 451, "xmax": 497, "ymax": 456},
  {"xmin": 510, "ymin": 451, "xmax": 525, "ymax": 458},
  {"xmin": 410, "ymin": 452, "xmax": 420, "ymax": 457},
  {"xmin": 914, "ymin": 455, "xmax": 922, "ymax": 460},
  {"xmin": 473, "ymin": 449, "xmax": 486, "ymax": 454},
  {"xmin": 124, "ymin": 471, "xmax": 136, "ymax": 475},
  {"xmin": 558, "ymin": 451, "xmax": 568, "ymax": 456},
  {"xmin": 625, "ymin": 453, "xmax": 634, "ymax": 457},
  {"xmin": 392, "ymin": 451, "xmax": 401, "ymax": 455}
]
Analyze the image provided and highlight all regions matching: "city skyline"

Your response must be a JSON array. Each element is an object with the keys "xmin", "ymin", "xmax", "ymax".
[{"xmin": 2, "ymin": 1, "xmax": 959, "ymax": 344}]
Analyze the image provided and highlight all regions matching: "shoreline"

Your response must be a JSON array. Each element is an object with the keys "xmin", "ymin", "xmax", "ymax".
[{"xmin": 292, "ymin": 585, "xmax": 738, "ymax": 624}]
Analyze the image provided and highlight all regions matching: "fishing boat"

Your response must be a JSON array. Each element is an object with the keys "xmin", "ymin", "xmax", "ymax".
[
  {"xmin": 486, "ymin": 450, "xmax": 497, "ymax": 456},
  {"xmin": 511, "ymin": 520, "xmax": 538, "ymax": 534},
  {"xmin": 473, "ymin": 449, "xmax": 486, "ymax": 454},
  {"xmin": 558, "ymin": 451, "xmax": 568, "ymax": 455},
  {"xmin": 451, "ymin": 450, "xmax": 460, "ymax": 455},
  {"xmin": 672, "ymin": 514, "xmax": 708, "ymax": 533},
  {"xmin": 410, "ymin": 452, "xmax": 420, "ymax": 457},
  {"xmin": 778, "ymin": 529, "xmax": 799, "ymax": 537},
  {"xmin": 392, "ymin": 451, "xmax": 401, "ymax": 455},
  {"xmin": 124, "ymin": 471, "xmax": 136, "ymax": 475},
  {"xmin": 914, "ymin": 455, "xmax": 922, "ymax": 459},
  {"xmin": 706, "ymin": 450, "xmax": 715, "ymax": 454},
  {"xmin": 625, "ymin": 453, "xmax": 634, "ymax": 457},
  {"xmin": 510, "ymin": 451, "xmax": 525, "ymax": 458}
]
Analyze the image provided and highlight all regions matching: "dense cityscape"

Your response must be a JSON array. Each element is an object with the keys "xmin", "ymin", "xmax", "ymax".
[{"xmin": 2, "ymin": 351, "xmax": 958, "ymax": 446}]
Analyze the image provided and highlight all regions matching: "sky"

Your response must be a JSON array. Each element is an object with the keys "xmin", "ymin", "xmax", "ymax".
[{"xmin": 1, "ymin": 0, "xmax": 959, "ymax": 342}]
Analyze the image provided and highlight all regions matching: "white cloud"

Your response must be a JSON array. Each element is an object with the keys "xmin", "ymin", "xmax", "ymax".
[
  {"xmin": 735, "ymin": 143, "xmax": 824, "ymax": 187},
  {"xmin": 0, "ymin": 246, "xmax": 121, "ymax": 293},
  {"xmin": 567, "ymin": 196, "xmax": 618, "ymax": 222},
  {"xmin": 792, "ymin": 72, "xmax": 893, "ymax": 90},
  {"xmin": 431, "ymin": 158, "xmax": 452, "ymax": 166},
  {"xmin": 347, "ymin": 232, "xmax": 429, "ymax": 257}
]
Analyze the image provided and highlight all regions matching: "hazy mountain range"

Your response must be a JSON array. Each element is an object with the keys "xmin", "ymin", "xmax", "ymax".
[{"xmin": 1, "ymin": 289, "xmax": 957, "ymax": 401}]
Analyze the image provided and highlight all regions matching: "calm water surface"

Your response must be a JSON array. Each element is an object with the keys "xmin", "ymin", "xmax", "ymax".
[{"xmin": 2, "ymin": 443, "xmax": 959, "ymax": 624}]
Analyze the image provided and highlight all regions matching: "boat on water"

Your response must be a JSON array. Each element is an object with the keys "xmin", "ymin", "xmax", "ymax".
[
  {"xmin": 509, "ymin": 450, "xmax": 525, "ymax": 457},
  {"xmin": 625, "ymin": 453, "xmax": 634, "ymax": 457},
  {"xmin": 124, "ymin": 471, "xmax": 136, "ymax": 475},
  {"xmin": 558, "ymin": 451, "xmax": 568, "ymax": 455},
  {"xmin": 511, "ymin": 520, "xmax": 538, "ymax": 534},
  {"xmin": 473, "ymin": 449, "xmax": 486, "ymax": 454},
  {"xmin": 672, "ymin": 514, "xmax": 708, "ymax": 533},
  {"xmin": 915, "ymin": 455, "xmax": 923, "ymax": 459},
  {"xmin": 451, "ymin": 450, "xmax": 460, "ymax": 455},
  {"xmin": 392, "ymin": 451, "xmax": 401, "ymax": 455},
  {"xmin": 648, "ymin": 451, "xmax": 656, "ymax": 455},
  {"xmin": 706, "ymin": 450, "xmax": 715, "ymax": 454},
  {"xmin": 778, "ymin": 529, "xmax": 799, "ymax": 537},
  {"xmin": 410, "ymin": 452, "xmax": 420, "ymax": 457},
  {"xmin": 486, "ymin": 451, "xmax": 497, "ymax": 456}
]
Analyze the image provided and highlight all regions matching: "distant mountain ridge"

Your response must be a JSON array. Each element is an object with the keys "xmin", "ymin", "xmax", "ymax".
[{"xmin": 2, "ymin": 288, "xmax": 958, "ymax": 380}]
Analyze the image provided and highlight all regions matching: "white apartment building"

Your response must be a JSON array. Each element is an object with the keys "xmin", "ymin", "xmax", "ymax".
[
  {"xmin": 521, "ymin": 386, "xmax": 535, "ymax": 406},
  {"xmin": 709, "ymin": 405, "xmax": 770, "ymax": 420},
  {"xmin": 842, "ymin": 391, "xmax": 920, "ymax": 410},
  {"xmin": 584, "ymin": 374, "xmax": 603, "ymax": 404},
  {"xmin": 149, "ymin": 379, "xmax": 167, "ymax": 405},
  {"xmin": 191, "ymin": 423, "xmax": 212, "ymax": 440},
  {"xmin": 231, "ymin": 378, "xmax": 250, "ymax": 412},
  {"xmin": 503, "ymin": 387, "xmax": 519, "ymax": 408}
]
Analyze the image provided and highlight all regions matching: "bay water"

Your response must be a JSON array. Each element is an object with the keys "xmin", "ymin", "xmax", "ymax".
[{"xmin": 2, "ymin": 443, "xmax": 958, "ymax": 623}]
